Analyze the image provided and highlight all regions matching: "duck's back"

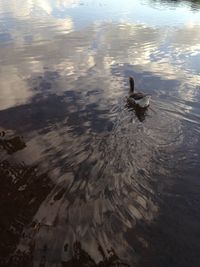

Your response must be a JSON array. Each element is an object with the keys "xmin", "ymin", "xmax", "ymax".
[{"xmin": 130, "ymin": 92, "xmax": 146, "ymax": 100}]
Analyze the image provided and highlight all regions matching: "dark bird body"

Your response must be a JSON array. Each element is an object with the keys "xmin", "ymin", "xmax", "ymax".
[{"xmin": 128, "ymin": 77, "xmax": 151, "ymax": 108}]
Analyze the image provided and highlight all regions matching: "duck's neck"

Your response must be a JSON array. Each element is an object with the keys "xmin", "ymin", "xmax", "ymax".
[{"xmin": 129, "ymin": 77, "xmax": 135, "ymax": 94}]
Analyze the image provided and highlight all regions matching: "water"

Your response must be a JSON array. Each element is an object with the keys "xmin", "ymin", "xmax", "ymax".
[{"xmin": 0, "ymin": 0, "xmax": 200, "ymax": 266}]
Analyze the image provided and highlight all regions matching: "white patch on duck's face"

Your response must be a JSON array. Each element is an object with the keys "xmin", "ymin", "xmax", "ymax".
[{"xmin": 134, "ymin": 96, "xmax": 151, "ymax": 108}]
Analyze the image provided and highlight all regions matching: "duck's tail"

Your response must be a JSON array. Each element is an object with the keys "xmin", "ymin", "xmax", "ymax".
[{"xmin": 129, "ymin": 77, "xmax": 135, "ymax": 93}]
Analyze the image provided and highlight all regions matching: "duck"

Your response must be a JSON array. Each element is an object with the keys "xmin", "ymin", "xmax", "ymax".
[{"xmin": 127, "ymin": 77, "xmax": 151, "ymax": 108}]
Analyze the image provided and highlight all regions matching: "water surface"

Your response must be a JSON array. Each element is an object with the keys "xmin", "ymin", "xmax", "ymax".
[{"xmin": 0, "ymin": 0, "xmax": 200, "ymax": 266}]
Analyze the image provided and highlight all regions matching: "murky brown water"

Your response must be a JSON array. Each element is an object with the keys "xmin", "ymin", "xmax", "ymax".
[{"xmin": 0, "ymin": 0, "xmax": 200, "ymax": 266}]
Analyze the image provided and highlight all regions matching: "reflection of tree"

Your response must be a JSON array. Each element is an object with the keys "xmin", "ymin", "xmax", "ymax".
[
  {"xmin": 62, "ymin": 241, "xmax": 130, "ymax": 267},
  {"xmin": 0, "ymin": 147, "xmax": 53, "ymax": 267},
  {"xmin": 150, "ymin": 0, "xmax": 200, "ymax": 10},
  {"xmin": 0, "ymin": 132, "xmax": 26, "ymax": 154}
]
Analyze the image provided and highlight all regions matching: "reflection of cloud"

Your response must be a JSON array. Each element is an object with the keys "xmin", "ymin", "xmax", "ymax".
[
  {"xmin": 36, "ymin": 0, "xmax": 52, "ymax": 14},
  {"xmin": 97, "ymin": 23, "xmax": 200, "ymax": 101},
  {"xmin": 1, "ymin": 21, "xmax": 200, "ymax": 110},
  {"xmin": 0, "ymin": 0, "xmax": 74, "ymax": 45},
  {"xmin": 0, "ymin": 67, "xmax": 33, "ymax": 110},
  {"xmin": 55, "ymin": 0, "xmax": 79, "ymax": 8},
  {"xmin": 56, "ymin": 17, "xmax": 74, "ymax": 33},
  {"xmin": 0, "ymin": 0, "xmax": 78, "ymax": 18},
  {"xmin": 0, "ymin": 0, "xmax": 33, "ymax": 17}
]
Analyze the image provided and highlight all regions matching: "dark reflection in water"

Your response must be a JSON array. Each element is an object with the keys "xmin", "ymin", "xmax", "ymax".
[
  {"xmin": 135, "ymin": 145, "xmax": 200, "ymax": 267},
  {"xmin": 151, "ymin": 0, "xmax": 200, "ymax": 10},
  {"xmin": 126, "ymin": 101, "xmax": 149, "ymax": 122},
  {"xmin": 0, "ymin": 0, "xmax": 200, "ymax": 267},
  {"xmin": 0, "ymin": 135, "xmax": 53, "ymax": 267},
  {"xmin": 0, "ymin": 132, "xmax": 26, "ymax": 154}
]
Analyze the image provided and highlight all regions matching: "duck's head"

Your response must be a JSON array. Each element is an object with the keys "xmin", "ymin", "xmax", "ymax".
[{"xmin": 129, "ymin": 77, "xmax": 135, "ymax": 94}]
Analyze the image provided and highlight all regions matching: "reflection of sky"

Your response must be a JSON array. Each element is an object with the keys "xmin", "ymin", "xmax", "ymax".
[
  {"xmin": 0, "ymin": 19, "xmax": 200, "ymax": 111},
  {"xmin": 1, "ymin": 0, "xmax": 200, "ymax": 27},
  {"xmin": 59, "ymin": 0, "xmax": 200, "ymax": 28},
  {"xmin": 45, "ymin": 0, "xmax": 200, "ymax": 27}
]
